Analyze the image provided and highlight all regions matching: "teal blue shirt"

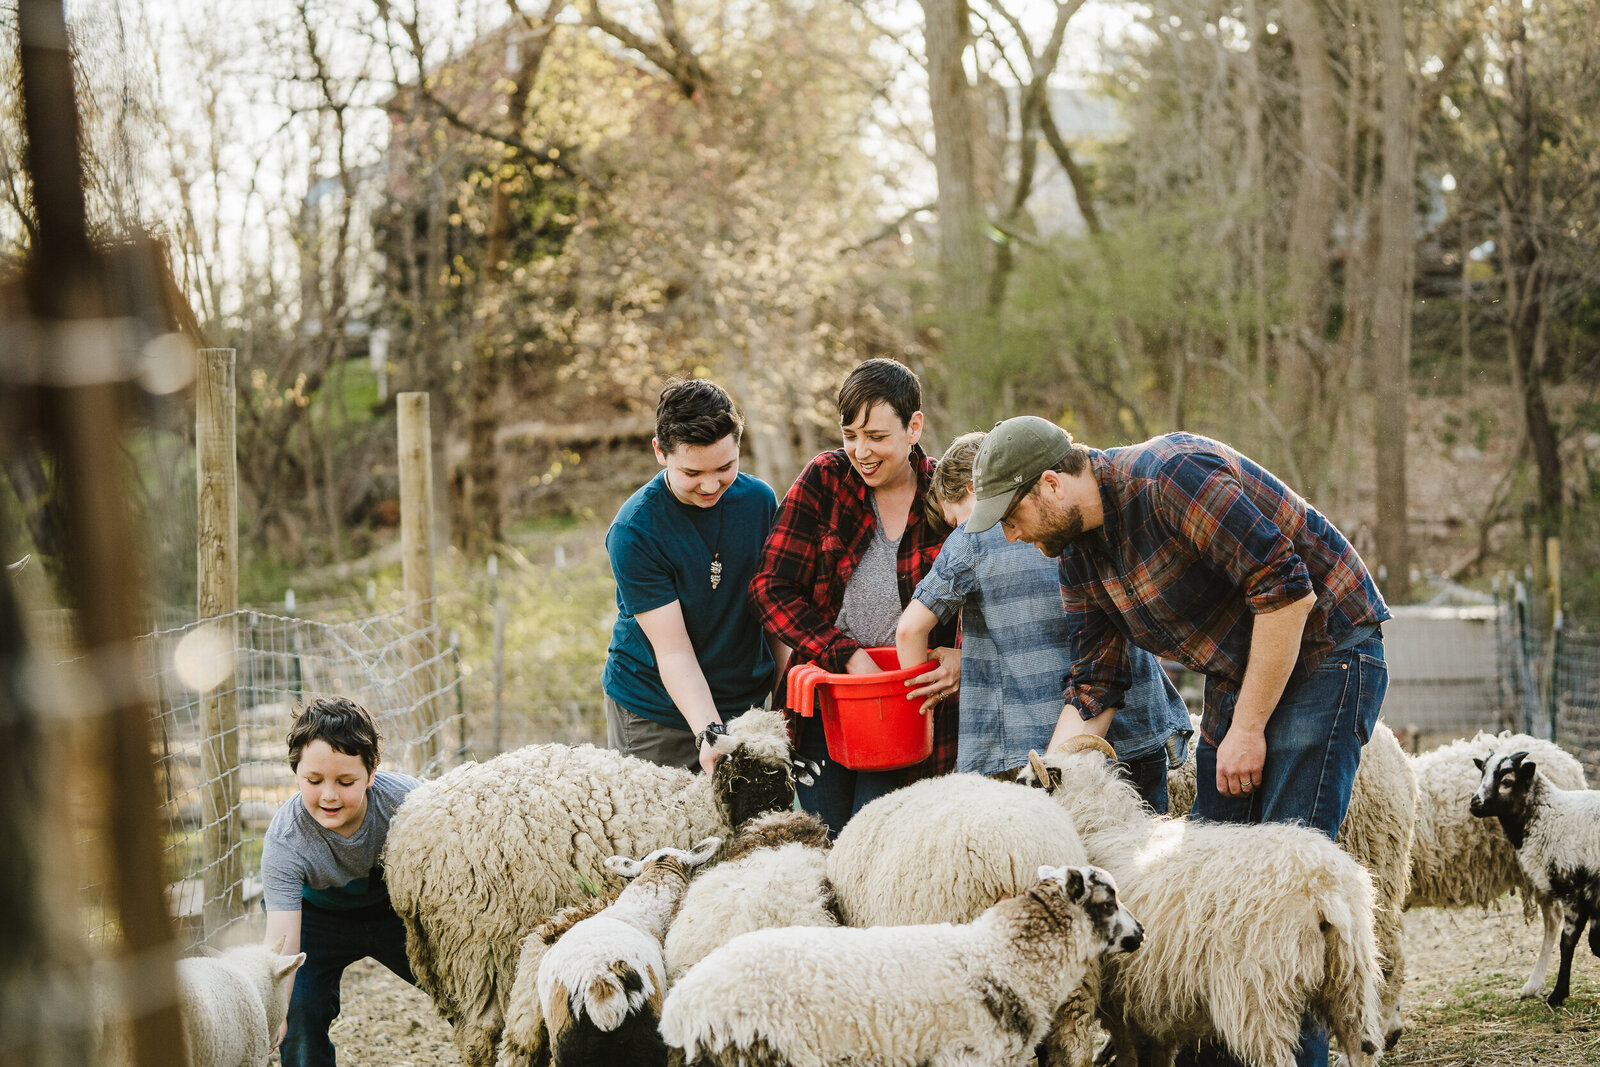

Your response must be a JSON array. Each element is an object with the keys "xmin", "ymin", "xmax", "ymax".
[{"xmin": 604, "ymin": 471, "xmax": 778, "ymax": 727}]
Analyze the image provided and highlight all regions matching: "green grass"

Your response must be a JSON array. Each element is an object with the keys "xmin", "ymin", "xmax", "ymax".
[{"xmin": 1385, "ymin": 969, "xmax": 1600, "ymax": 1065}]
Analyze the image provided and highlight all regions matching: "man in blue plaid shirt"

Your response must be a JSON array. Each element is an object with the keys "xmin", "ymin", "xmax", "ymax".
[{"xmin": 967, "ymin": 416, "xmax": 1391, "ymax": 1067}]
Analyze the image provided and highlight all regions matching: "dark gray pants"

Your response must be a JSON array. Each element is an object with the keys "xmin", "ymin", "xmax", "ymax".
[{"xmin": 604, "ymin": 694, "xmax": 700, "ymax": 771}]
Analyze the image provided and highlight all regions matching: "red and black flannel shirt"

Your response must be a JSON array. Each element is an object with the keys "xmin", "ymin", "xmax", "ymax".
[
  {"xmin": 750, "ymin": 446, "xmax": 958, "ymax": 775},
  {"xmin": 1058, "ymin": 433, "xmax": 1391, "ymax": 745}
]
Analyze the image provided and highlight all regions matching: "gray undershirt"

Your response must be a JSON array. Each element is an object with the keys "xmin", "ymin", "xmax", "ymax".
[{"xmin": 834, "ymin": 491, "xmax": 905, "ymax": 649}]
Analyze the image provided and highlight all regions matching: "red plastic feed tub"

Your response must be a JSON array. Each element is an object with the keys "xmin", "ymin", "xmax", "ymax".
[{"xmin": 785, "ymin": 647, "xmax": 937, "ymax": 771}]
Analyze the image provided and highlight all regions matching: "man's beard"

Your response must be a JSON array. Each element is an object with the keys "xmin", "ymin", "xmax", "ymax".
[{"xmin": 1036, "ymin": 501, "xmax": 1086, "ymax": 558}]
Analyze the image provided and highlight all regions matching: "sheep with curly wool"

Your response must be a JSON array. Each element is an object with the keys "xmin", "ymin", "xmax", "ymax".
[
  {"xmin": 663, "ymin": 810, "xmax": 838, "ymax": 982},
  {"xmin": 1167, "ymin": 717, "xmax": 1417, "ymax": 1049},
  {"xmin": 97, "ymin": 943, "xmax": 305, "ymax": 1067},
  {"xmin": 1470, "ymin": 749, "xmax": 1600, "ymax": 1007},
  {"xmin": 826, "ymin": 769, "xmax": 1097, "ymax": 1065},
  {"xmin": 532, "ymin": 837, "xmax": 718, "ymax": 1067},
  {"xmin": 1408, "ymin": 731, "xmax": 1586, "ymax": 999},
  {"xmin": 1025, "ymin": 749, "xmax": 1385, "ymax": 1067},
  {"xmin": 660, "ymin": 863, "xmax": 1143, "ymax": 1067},
  {"xmin": 383, "ymin": 708, "xmax": 799, "ymax": 1067}
]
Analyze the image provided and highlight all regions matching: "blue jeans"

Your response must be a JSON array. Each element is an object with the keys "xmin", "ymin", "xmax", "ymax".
[
  {"xmin": 1186, "ymin": 628, "xmax": 1387, "ymax": 1067},
  {"xmin": 795, "ymin": 716, "xmax": 903, "ymax": 838},
  {"xmin": 1118, "ymin": 747, "xmax": 1173, "ymax": 815},
  {"xmin": 282, "ymin": 899, "xmax": 417, "ymax": 1067}
]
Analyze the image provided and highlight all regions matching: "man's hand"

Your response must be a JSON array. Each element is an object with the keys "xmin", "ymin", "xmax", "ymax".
[{"xmin": 1215, "ymin": 724, "xmax": 1266, "ymax": 797}]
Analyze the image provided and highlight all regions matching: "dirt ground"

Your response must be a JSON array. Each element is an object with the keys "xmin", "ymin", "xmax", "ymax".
[{"xmin": 295, "ymin": 900, "xmax": 1599, "ymax": 1066}]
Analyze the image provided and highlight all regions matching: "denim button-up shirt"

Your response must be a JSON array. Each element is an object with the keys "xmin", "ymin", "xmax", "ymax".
[{"xmin": 914, "ymin": 523, "xmax": 1190, "ymax": 774}]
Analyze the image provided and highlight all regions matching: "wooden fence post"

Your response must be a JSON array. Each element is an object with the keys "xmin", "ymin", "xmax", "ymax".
[
  {"xmin": 399, "ymin": 393, "xmax": 440, "ymax": 770},
  {"xmin": 196, "ymin": 348, "xmax": 241, "ymax": 933}
]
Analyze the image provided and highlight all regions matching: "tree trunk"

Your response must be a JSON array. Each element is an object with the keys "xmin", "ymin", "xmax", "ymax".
[
  {"xmin": 1372, "ymin": 0, "xmax": 1413, "ymax": 602},
  {"xmin": 1499, "ymin": 5, "xmax": 1562, "ymax": 539},
  {"xmin": 919, "ymin": 0, "xmax": 989, "ymax": 425}
]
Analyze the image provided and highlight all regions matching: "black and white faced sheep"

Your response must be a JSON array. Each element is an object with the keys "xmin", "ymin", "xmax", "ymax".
[
  {"xmin": 1167, "ymin": 718, "xmax": 1417, "ymax": 1050},
  {"xmin": 1410, "ymin": 731, "xmax": 1587, "ymax": 999},
  {"xmin": 1471, "ymin": 749, "xmax": 1600, "ymax": 1007},
  {"xmin": 663, "ymin": 810, "xmax": 839, "ymax": 982},
  {"xmin": 533, "ymin": 838, "xmax": 719, "ymax": 1067},
  {"xmin": 1025, "ymin": 749, "xmax": 1385, "ymax": 1067},
  {"xmin": 383, "ymin": 708, "xmax": 799, "ymax": 1067},
  {"xmin": 659, "ymin": 864, "xmax": 1143, "ymax": 1067}
]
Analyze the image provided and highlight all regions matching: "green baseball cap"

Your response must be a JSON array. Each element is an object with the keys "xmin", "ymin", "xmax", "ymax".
[{"xmin": 966, "ymin": 416, "xmax": 1075, "ymax": 533}]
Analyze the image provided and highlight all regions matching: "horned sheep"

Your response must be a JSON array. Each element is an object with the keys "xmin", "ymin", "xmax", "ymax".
[
  {"xmin": 383, "ymin": 708, "xmax": 800, "ymax": 1067},
  {"xmin": 1025, "ymin": 748, "xmax": 1386, "ymax": 1067},
  {"xmin": 660, "ymin": 864, "xmax": 1144, "ymax": 1067},
  {"xmin": 1470, "ymin": 749, "xmax": 1600, "ymax": 1006},
  {"xmin": 1167, "ymin": 718, "xmax": 1417, "ymax": 1049}
]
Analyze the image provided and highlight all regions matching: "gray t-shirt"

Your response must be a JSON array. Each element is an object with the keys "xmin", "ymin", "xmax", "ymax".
[
  {"xmin": 261, "ymin": 769, "xmax": 420, "ymax": 912},
  {"xmin": 834, "ymin": 492, "xmax": 905, "ymax": 649}
]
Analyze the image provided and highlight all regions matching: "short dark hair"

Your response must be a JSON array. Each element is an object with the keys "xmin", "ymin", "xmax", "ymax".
[
  {"xmin": 837, "ymin": 358, "xmax": 921, "ymax": 428},
  {"xmin": 655, "ymin": 378, "xmax": 744, "ymax": 454},
  {"xmin": 287, "ymin": 696, "xmax": 382, "ymax": 773}
]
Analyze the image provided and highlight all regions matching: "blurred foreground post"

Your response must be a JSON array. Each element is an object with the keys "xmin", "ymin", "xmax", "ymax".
[
  {"xmin": 399, "ymin": 392, "xmax": 441, "ymax": 769},
  {"xmin": 196, "ymin": 348, "xmax": 242, "ymax": 932},
  {"xmin": 9, "ymin": 0, "xmax": 185, "ymax": 1062}
]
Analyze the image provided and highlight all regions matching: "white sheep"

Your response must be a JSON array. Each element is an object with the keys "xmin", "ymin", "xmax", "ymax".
[
  {"xmin": 660, "ymin": 863, "xmax": 1143, "ymax": 1067},
  {"xmin": 1471, "ymin": 749, "xmax": 1600, "ymax": 1006},
  {"xmin": 98, "ymin": 942, "xmax": 305, "ymax": 1067},
  {"xmin": 663, "ymin": 809, "xmax": 838, "ymax": 982},
  {"xmin": 534, "ymin": 837, "xmax": 719, "ymax": 1066},
  {"xmin": 827, "ymin": 768, "xmax": 1098, "ymax": 1065},
  {"xmin": 384, "ymin": 708, "xmax": 800, "ymax": 1067},
  {"xmin": 1167, "ymin": 718, "xmax": 1417, "ymax": 1049},
  {"xmin": 1408, "ymin": 731, "xmax": 1586, "ymax": 998},
  {"xmin": 1025, "ymin": 749, "xmax": 1385, "ymax": 1067}
]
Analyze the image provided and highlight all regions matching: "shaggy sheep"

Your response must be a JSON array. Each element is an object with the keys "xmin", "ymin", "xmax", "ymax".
[
  {"xmin": 1471, "ymin": 749, "xmax": 1600, "ymax": 1006},
  {"xmin": 533, "ymin": 838, "xmax": 719, "ymax": 1066},
  {"xmin": 663, "ymin": 810, "xmax": 838, "ymax": 982},
  {"xmin": 826, "ymin": 768, "xmax": 1097, "ymax": 1064},
  {"xmin": 660, "ymin": 863, "xmax": 1143, "ymax": 1067},
  {"xmin": 1025, "ymin": 749, "xmax": 1385, "ymax": 1067},
  {"xmin": 384, "ymin": 708, "xmax": 799, "ymax": 1067},
  {"xmin": 98, "ymin": 943, "xmax": 305, "ymax": 1067},
  {"xmin": 1408, "ymin": 731, "xmax": 1586, "ymax": 998},
  {"xmin": 1167, "ymin": 718, "xmax": 1417, "ymax": 1049}
]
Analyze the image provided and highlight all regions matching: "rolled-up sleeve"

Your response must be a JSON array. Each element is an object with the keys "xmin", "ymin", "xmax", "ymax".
[
  {"xmin": 1157, "ymin": 450, "xmax": 1313, "ymax": 614},
  {"xmin": 749, "ymin": 461, "xmax": 859, "ymax": 672},
  {"xmin": 1060, "ymin": 567, "xmax": 1132, "ymax": 719}
]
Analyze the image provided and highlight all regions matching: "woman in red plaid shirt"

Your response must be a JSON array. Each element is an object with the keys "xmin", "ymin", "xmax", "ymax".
[{"xmin": 749, "ymin": 358, "xmax": 958, "ymax": 836}]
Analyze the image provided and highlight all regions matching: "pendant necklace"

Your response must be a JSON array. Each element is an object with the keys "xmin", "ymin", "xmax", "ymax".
[{"xmin": 707, "ymin": 502, "xmax": 725, "ymax": 589}]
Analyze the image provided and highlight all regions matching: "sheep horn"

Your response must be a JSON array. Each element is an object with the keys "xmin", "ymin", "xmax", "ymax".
[
  {"xmin": 1052, "ymin": 734, "xmax": 1118, "ymax": 761},
  {"xmin": 1027, "ymin": 750, "xmax": 1052, "ymax": 790}
]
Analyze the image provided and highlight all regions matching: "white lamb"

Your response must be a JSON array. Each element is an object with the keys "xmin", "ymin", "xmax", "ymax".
[
  {"xmin": 384, "ymin": 708, "xmax": 801, "ymax": 1067},
  {"xmin": 660, "ymin": 863, "xmax": 1143, "ymax": 1067},
  {"xmin": 534, "ymin": 837, "xmax": 719, "ymax": 1066},
  {"xmin": 1471, "ymin": 748, "xmax": 1600, "ymax": 1006},
  {"xmin": 827, "ymin": 768, "xmax": 1097, "ymax": 1065},
  {"xmin": 1408, "ymin": 731, "xmax": 1586, "ymax": 998},
  {"xmin": 1025, "ymin": 749, "xmax": 1385, "ymax": 1067},
  {"xmin": 97, "ymin": 942, "xmax": 305, "ymax": 1067},
  {"xmin": 663, "ymin": 809, "xmax": 838, "ymax": 982},
  {"xmin": 1167, "ymin": 718, "xmax": 1417, "ymax": 1049}
]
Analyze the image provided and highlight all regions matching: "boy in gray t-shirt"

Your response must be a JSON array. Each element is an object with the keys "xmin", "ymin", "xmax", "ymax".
[{"xmin": 261, "ymin": 697, "xmax": 421, "ymax": 1067}]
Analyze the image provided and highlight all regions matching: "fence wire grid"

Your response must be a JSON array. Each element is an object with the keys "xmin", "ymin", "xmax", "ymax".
[{"xmin": 44, "ymin": 602, "xmax": 463, "ymax": 949}]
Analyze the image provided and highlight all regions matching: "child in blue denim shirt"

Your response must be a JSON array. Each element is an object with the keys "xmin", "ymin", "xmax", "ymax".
[{"xmin": 895, "ymin": 432, "xmax": 1190, "ymax": 811}]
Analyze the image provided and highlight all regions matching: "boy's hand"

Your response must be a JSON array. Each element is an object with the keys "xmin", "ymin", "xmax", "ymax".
[{"xmin": 274, "ymin": 1020, "xmax": 287, "ymax": 1052}]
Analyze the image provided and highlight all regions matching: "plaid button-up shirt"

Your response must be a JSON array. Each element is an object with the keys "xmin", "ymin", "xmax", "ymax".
[
  {"xmin": 750, "ymin": 446, "xmax": 958, "ymax": 773},
  {"xmin": 1059, "ymin": 433, "xmax": 1390, "ymax": 743}
]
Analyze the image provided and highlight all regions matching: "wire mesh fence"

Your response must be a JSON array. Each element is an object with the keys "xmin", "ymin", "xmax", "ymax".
[{"xmin": 41, "ymin": 601, "xmax": 464, "ymax": 950}]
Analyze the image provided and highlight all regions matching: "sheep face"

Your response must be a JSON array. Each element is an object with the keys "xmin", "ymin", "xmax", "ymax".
[
  {"xmin": 1035, "ymin": 864, "xmax": 1144, "ymax": 957},
  {"xmin": 605, "ymin": 836, "xmax": 722, "ymax": 881},
  {"xmin": 711, "ymin": 745, "xmax": 797, "ymax": 828},
  {"xmin": 1470, "ymin": 751, "xmax": 1539, "ymax": 834}
]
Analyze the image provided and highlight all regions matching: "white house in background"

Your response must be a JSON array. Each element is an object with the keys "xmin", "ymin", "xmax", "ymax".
[{"xmin": 1015, "ymin": 87, "xmax": 1126, "ymax": 238}]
